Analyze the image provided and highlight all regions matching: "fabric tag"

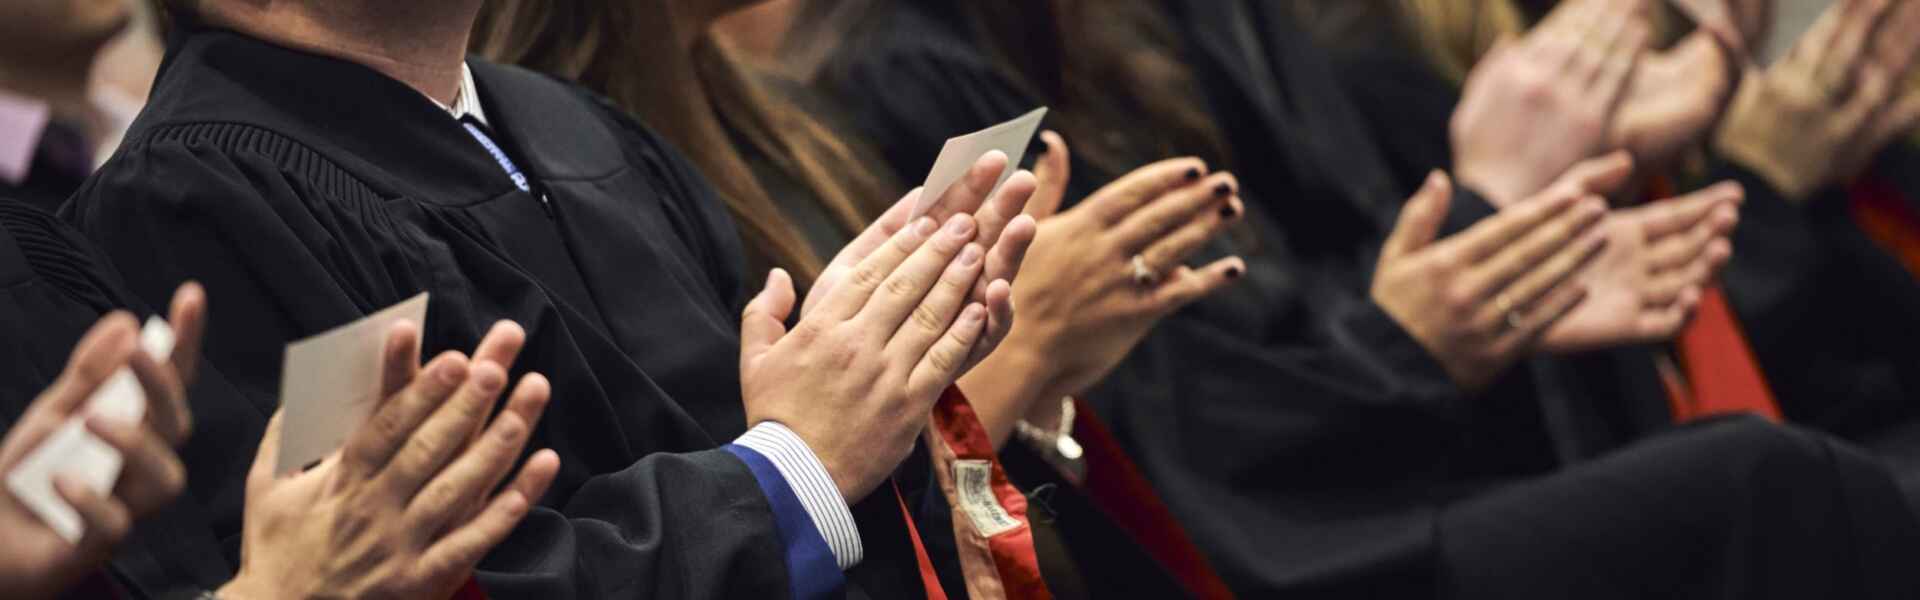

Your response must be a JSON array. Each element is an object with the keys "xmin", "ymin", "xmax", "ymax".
[
  {"xmin": 277, "ymin": 293, "xmax": 428, "ymax": 474},
  {"xmin": 916, "ymin": 107, "xmax": 1048, "ymax": 220},
  {"xmin": 953, "ymin": 459, "xmax": 1021, "ymax": 537}
]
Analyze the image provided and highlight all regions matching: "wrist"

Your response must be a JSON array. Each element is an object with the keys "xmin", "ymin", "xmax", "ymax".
[
  {"xmin": 215, "ymin": 574, "xmax": 289, "ymax": 600},
  {"xmin": 957, "ymin": 338, "xmax": 1058, "ymax": 449}
]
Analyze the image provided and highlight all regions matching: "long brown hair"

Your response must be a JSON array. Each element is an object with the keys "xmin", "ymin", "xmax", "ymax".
[
  {"xmin": 473, "ymin": 0, "xmax": 897, "ymax": 290},
  {"xmin": 954, "ymin": 0, "xmax": 1232, "ymax": 179}
]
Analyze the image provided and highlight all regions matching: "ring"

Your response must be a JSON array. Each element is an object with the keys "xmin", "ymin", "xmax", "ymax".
[
  {"xmin": 1494, "ymin": 294, "xmax": 1523, "ymax": 330},
  {"xmin": 1130, "ymin": 254, "xmax": 1159, "ymax": 287}
]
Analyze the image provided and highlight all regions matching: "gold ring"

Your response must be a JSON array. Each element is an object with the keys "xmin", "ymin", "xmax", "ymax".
[{"xmin": 1495, "ymin": 294, "xmax": 1523, "ymax": 330}]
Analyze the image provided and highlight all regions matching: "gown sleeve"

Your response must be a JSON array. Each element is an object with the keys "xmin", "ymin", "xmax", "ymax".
[{"xmin": 66, "ymin": 130, "xmax": 805, "ymax": 599}]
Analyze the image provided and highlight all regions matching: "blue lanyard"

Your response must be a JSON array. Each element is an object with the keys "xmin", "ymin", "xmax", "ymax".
[{"xmin": 462, "ymin": 121, "xmax": 533, "ymax": 193}]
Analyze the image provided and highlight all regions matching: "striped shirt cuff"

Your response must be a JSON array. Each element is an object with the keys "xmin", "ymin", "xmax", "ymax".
[{"xmin": 733, "ymin": 422, "xmax": 863, "ymax": 570}]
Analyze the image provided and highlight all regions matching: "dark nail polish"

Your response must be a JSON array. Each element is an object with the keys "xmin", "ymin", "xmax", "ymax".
[
  {"xmin": 1225, "ymin": 266, "xmax": 1243, "ymax": 279},
  {"xmin": 1214, "ymin": 182, "xmax": 1233, "ymax": 197},
  {"xmin": 1185, "ymin": 167, "xmax": 1202, "ymax": 181},
  {"xmin": 1219, "ymin": 204, "xmax": 1238, "ymax": 218}
]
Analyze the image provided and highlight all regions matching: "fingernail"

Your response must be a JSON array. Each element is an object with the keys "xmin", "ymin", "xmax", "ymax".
[
  {"xmin": 1185, "ymin": 167, "xmax": 1202, "ymax": 181},
  {"xmin": 1219, "ymin": 202, "xmax": 1239, "ymax": 219},
  {"xmin": 438, "ymin": 359, "xmax": 467, "ymax": 384},
  {"xmin": 964, "ymin": 303, "xmax": 986, "ymax": 323},
  {"xmin": 1214, "ymin": 182, "xmax": 1233, "ymax": 197},
  {"xmin": 959, "ymin": 243, "xmax": 984, "ymax": 267},
  {"xmin": 914, "ymin": 216, "xmax": 938, "ymax": 237},
  {"xmin": 946, "ymin": 216, "xmax": 974, "ymax": 237},
  {"xmin": 1225, "ymin": 265, "xmax": 1243, "ymax": 279}
]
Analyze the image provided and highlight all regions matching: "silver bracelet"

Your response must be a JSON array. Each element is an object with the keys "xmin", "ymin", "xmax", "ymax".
[{"xmin": 1014, "ymin": 397, "xmax": 1086, "ymax": 483}]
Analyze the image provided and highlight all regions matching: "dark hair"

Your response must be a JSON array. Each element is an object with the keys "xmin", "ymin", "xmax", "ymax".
[
  {"xmin": 960, "ymin": 0, "xmax": 1232, "ymax": 178},
  {"xmin": 473, "ymin": 0, "xmax": 898, "ymax": 289}
]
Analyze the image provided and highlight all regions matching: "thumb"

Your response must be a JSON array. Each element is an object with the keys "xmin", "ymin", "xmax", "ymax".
[
  {"xmin": 740, "ymin": 268, "xmax": 797, "ymax": 366},
  {"xmin": 1027, "ymin": 130, "xmax": 1071, "ymax": 219},
  {"xmin": 246, "ymin": 410, "xmax": 285, "ymax": 501},
  {"xmin": 1381, "ymin": 170, "xmax": 1454, "ymax": 263}
]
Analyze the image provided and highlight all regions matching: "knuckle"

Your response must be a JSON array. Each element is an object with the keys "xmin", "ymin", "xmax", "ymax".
[
  {"xmin": 849, "ymin": 263, "xmax": 888, "ymax": 291},
  {"xmin": 910, "ymin": 304, "xmax": 947, "ymax": 334},
  {"xmin": 882, "ymin": 274, "xmax": 921, "ymax": 299},
  {"xmin": 927, "ymin": 343, "xmax": 965, "ymax": 374}
]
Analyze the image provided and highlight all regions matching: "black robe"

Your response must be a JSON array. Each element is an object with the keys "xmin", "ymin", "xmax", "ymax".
[
  {"xmin": 66, "ymin": 25, "xmax": 936, "ymax": 600},
  {"xmin": 816, "ymin": 1, "xmax": 1920, "ymax": 597},
  {"xmin": 0, "ymin": 198, "xmax": 255, "ymax": 599}
]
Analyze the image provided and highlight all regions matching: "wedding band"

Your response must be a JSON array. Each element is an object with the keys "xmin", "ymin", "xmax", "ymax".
[{"xmin": 1130, "ymin": 254, "xmax": 1159, "ymax": 287}]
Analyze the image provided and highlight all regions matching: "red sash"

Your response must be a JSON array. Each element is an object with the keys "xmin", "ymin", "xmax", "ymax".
[
  {"xmin": 1847, "ymin": 176, "xmax": 1920, "ymax": 279},
  {"xmin": 924, "ymin": 385, "xmax": 1050, "ymax": 599},
  {"xmin": 1645, "ymin": 178, "xmax": 1783, "ymax": 422},
  {"xmin": 1071, "ymin": 398, "xmax": 1236, "ymax": 600}
]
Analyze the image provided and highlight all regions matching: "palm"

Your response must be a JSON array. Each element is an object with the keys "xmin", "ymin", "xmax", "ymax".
[
  {"xmin": 1612, "ymin": 33, "xmax": 1732, "ymax": 168},
  {"xmin": 1540, "ymin": 213, "xmax": 1666, "ymax": 352}
]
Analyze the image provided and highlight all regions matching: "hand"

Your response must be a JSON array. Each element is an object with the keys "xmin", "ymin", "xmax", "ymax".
[
  {"xmin": 1609, "ymin": 29, "xmax": 1739, "ymax": 169},
  {"xmin": 742, "ymin": 208, "xmax": 993, "ymax": 502},
  {"xmin": 1715, "ymin": 0, "xmax": 1920, "ymax": 201},
  {"xmin": 1537, "ymin": 161, "xmax": 1744, "ymax": 353},
  {"xmin": 0, "ymin": 282, "xmax": 207, "ymax": 600},
  {"xmin": 1373, "ymin": 170, "xmax": 1608, "ymax": 392},
  {"xmin": 804, "ymin": 151, "xmax": 1039, "ymax": 374},
  {"xmin": 218, "ymin": 321, "xmax": 561, "ymax": 600},
  {"xmin": 1452, "ymin": 0, "xmax": 1648, "ymax": 207},
  {"xmin": 957, "ymin": 132, "xmax": 1245, "ymax": 445}
]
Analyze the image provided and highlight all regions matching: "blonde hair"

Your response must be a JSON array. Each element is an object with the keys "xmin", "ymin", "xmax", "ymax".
[{"xmin": 1398, "ymin": 0, "xmax": 1527, "ymax": 84}]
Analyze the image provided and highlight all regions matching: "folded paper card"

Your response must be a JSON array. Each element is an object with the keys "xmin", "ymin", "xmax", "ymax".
[
  {"xmin": 277, "ymin": 293, "xmax": 428, "ymax": 475},
  {"xmin": 6, "ymin": 316, "xmax": 175, "ymax": 543},
  {"xmin": 915, "ymin": 107, "xmax": 1048, "ymax": 220}
]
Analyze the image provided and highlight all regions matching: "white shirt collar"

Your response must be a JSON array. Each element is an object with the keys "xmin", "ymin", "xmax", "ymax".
[{"xmin": 430, "ymin": 63, "xmax": 489, "ymax": 126}]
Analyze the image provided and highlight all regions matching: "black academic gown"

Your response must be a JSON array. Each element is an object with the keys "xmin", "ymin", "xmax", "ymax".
[
  {"xmin": 0, "ymin": 122, "xmax": 91, "ymax": 214},
  {"xmin": 66, "ymin": 25, "xmax": 936, "ymax": 600},
  {"xmin": 0, "ymin": 198, "xmax": 257, "ymax": 599},
  {"xmin": 818, "ymin": 1, "xmax": 1920, "ymax": 598}
]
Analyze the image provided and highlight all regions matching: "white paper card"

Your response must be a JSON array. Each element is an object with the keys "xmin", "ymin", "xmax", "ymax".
[
  {"xmin": 6, "ymin": 420, "xmax": 119, "ymax": 542},
  {"xmin": 277, "ymin": 293, "xmax": 428, "ymax": 474},
  {"xmin": 4, "ymin": 316, "xmax": 176, "ymax": 543},
  {"xmin": 915, "ymin": 107, "xmax": 1048, "ymax": 220}
]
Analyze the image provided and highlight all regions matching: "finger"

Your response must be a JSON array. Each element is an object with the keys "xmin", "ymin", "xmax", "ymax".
[
  {"xmin": 972, "ymin": 173, "xmax": 1038, "ymax": 301},
  {"xmin": 1792, "ymin": 0, "xmax": 1850, "ymax": 71},
  {"xmin": 1644, "ymin": 244, "xmax": 1719, "ymax": 307},
  {"xmin": 406, "ymin": 372, "xmax": 549, "ymax": 536},
  {"xmin": 814, "ymin": 213, "xmax": 944, "ymax": 322},
  {"xmin": 1638, "ymin": 181, "xmax": 1744, "ymax": 239},
  {"xmin": 1870, "ymin": 91, "xmax": 1920, "ymax": 151},
  {"xmin": 1592, "ymin": 22, "xmax": 1648, "ymax": 111},
  {"xmin": 55, "ymin": 474, "xmax": 132, "ymax": 554},
  {"xmin": 1874, "ymin": 0, "xmax": 1920, "ymax": 77},
  {"xmin": 1474, "ymin": 223, "xmax": 1609, "ymax": 332},
  {"xmin": 968, "ymin": 170, "xmax": 1037, "ymax": 271},
  {"xmin": 962, "ymin": 278, "xmax": 1014, "ymax": 370},
  {"xmin": 1114, "ymin": 172, "xmax": 1237, "ymax": 253},
  {"xmin": 469, "ymin": 321, "xmax": 527, "ymax": 379},
  {"xmin": 1507, "ymin": 281, "xmax": 1592, "ymax": 348},
  {"xmin": 1027, "ymin": 130, "xmax": 1073, "ymax": 219},
  {"xmin": 1837, "ymin": 58, "xmax": 1896, "ymax": 133},
  {"xmin": 924, "ymin": 151, "xmax": 1010, "ymax": 226},
  {"xmin": 339, "ymin": 351, "xmax": 470, "ymax": 481},
  {"xmin": 1548, "ymin": 151, "xmax": 1637, "ymax": 198},
  {"xmin": 1636, "ymin": 286, "xmax": 1705, "ymax": 340},
  {"xmin": 245, "ymin": 411, "xmax": 285, "ymax": 501},
  {"xmin": 164, "ymin": 281, "xmax": 207, "ymax": 386},
  {"xmin": 1536, "ymin": 0, "xmax": 1598, "ymax": 68},
  {"xmin": 33, "ymin": 313, "xmax": 139, "ymax": 425},
  {"xmin": 908, "ymin": 302, "xmax": 988, "ymax": 399},
  {"xmin": 87, "ymin": 416, "xmax": 185, "ymax": 518},
  {"xmin": 1460, "ymin": 196, "xmax": 1608, "ymax": 304},
  {"xmin": 417, "ymin": 449, "xmax": 558, "ymax": 580},
  {"xmin": 1815, "ymin": 0, "xmax": 1890, "ymax": 92},
  {"xmin": 377, "ymin": 321, "xmax": 423, "ymax": 401},
  {"xmin": 379, "ymin": 359, "xmax": 510, "ymax": 497},
  {"xmin": 741, "ymin": 268, "xmax": 797, "ymax": 363},
  {"xmin": 1150, "ymin": 257, "xmax": 1247, "ymax": 312},
  {"xmin": 1380, "ymin": 171, "xmax": 1453, "ymax": 262},
  {"xmin": 1645, "ymin": 205, "xmax": 1737, "ymax": 273},
  {"xmin": 1581, "ymin": 0, "xmax": 1637, "ymax": 84},
  {"xmin": 1084, "ymin": 157, "xmax": 1211, "ymax": 226},
  {"xmin": 808, "ymin": 191, "xmax": 920, "ymax": 310},
  {"xmin": 1138, "ymin": 194, "xmax": 1242, "ymax": 277},
  {"xmin": 126, "ymin": 347, "xmax": 191, "ymax": 446},
  {"xmin": 878, "ymin": 237, "xmax": 984, "ymax": 359},
  {"xmin": 1437, "ymin": 187, "xmax": 1587, "ymax": 263},
  {"xmin": 852, "ymin": 213, "xmax": 975, "ymax": 330}
]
